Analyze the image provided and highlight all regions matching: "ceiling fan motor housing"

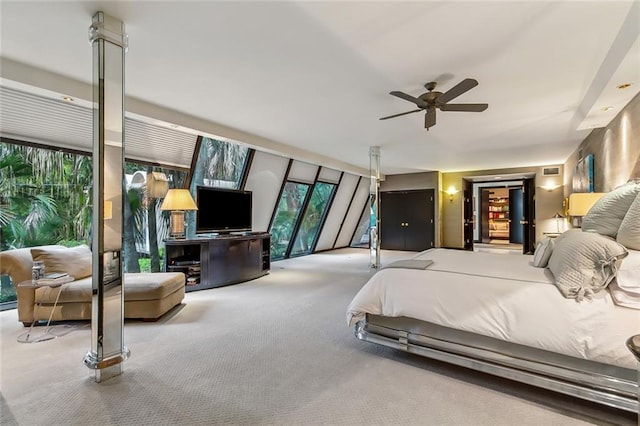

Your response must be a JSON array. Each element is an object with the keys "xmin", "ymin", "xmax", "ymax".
[{"xmin": 419, "ymin": 91, "xmax": 442, "ymax": 105}]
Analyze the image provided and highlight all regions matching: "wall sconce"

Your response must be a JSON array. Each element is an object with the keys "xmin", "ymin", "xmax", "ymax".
[
  {"xmin": 568, "ymin": 192, "xmax": 605, "ymax": 226},
  {"xmin": 539, "ymin": 184, "xmax": 561, "ymax": 192},
  {"xmin": 160, "ymin": 189, "xmax": 198, "ymax": 239},
  {"xmin": 445, "ymin": 186, "xmax": 459, "ymax": 202}
]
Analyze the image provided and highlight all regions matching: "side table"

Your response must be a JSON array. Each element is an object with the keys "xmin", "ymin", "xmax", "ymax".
[{"xmin": 17, "ymin": 277, "xmax": 74, "ymax": 343}]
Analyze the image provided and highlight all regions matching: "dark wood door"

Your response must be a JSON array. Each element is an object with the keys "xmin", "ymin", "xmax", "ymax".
[
  {"xmin": 463, "ymin": 179, "xmax": 474, "ymax": 251},
  {"xmin": 380, "ymin": 189, "xmax": 434, "ymax": 251},
  {"xmin": 403, "ymin": 190, "xmax": 433, "ymax": 251},
  {"xmin": 509, "ymin": 187, "xmax": 524, "ymax": 244},
  {"xmin": 380, "ymin": 191, "xmax": 407, "ymax": 250},
  {"xmin": 523, "ymin": 178, "xmax": 536, "ymax": 254},
  {"xmin": 480, "ymin": 189, "xmax": 490, "ymax": 243}
]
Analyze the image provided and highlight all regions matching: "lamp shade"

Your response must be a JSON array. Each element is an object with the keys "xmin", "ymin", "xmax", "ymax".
[
  {"xmin": 160, "ymin": 189, "xmax": 198, "ymax": 211},
  {"xmin": 147, "ymin": 172, "xmax": 169, "ymax": 198},
  {"xmin": 552, "ymin": 212, "xmax": 564, "ymax": 219},
  {"xmin": 568, "ymin": 193, "xmax": 605, "ymax": 217}
]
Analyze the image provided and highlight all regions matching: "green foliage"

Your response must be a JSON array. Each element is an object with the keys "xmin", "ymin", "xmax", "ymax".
[
  {"xmin": 138, "ymin": 257, "xmax": 151, "ymax": 273},
  {"xmin": 292, "ymin": 183, "xmax": 335, "ymax": 255},
  {"xmin": 270, "ymin": 183, "xmax": 310, "ymax": 259},
  {"xmin": 0, "ymin": 143, "xmax": 92, "ymax": 250}
]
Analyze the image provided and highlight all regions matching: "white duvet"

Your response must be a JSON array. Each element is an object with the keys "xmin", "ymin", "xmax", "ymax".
[{"xmin": 347, "ymin": 249, "xmax": 640, "ymax": 369}]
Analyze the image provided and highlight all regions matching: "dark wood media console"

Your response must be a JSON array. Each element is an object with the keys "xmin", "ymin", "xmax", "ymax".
[{"xmin": 164, "ymin": 233, "xmax": 270, "ymax": 292}]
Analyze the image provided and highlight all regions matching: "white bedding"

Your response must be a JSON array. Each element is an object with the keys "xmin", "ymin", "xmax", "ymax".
[{"xmin": 347, "ymin": 248, "xmax": 639, "ymax": 369}]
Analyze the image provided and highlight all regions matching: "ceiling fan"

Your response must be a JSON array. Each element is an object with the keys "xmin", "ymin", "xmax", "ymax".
[{"xmin": 380, "ymin": 78, "xmax": 488, "ymax": 130}]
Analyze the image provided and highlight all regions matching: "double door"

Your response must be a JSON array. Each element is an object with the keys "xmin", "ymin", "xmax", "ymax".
[{"xmin": 380, "ymin": 189, "xmax": 435, "ymax": 251}]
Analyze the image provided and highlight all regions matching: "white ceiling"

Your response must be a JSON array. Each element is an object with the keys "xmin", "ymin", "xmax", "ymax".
[{"xmin": 1, "ymin": 1, "xmax": 638, "ymax": 175}]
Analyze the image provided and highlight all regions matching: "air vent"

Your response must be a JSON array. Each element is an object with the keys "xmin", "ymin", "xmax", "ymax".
[{"xmin": 543, "ymin": 167, "xmax": 560, "ymax": 176}]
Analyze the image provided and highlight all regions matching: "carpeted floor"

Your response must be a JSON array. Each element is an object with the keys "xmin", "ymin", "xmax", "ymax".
[{"xmin": 0, "ymin": 248, "xmax": 635, "ymax": 425}]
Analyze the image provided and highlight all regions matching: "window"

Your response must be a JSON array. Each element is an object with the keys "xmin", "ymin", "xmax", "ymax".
[
  {"xmin": 190, "ymin": 137, "xmax": 249, "ymax": 191},
  {"xmin": 185, "ymin": 137, "xmax": 250, "ymax": 238},
  {"xmin": 0, "ymin": 142, "xmax": 92, "ymax": 309},
  {"xmin": 270, "ymin": 182, "xmax": 310, "ymax": 260},
  {"xmin": 123, "ymin": 162, "xmax": 187, "ymax": 273},
  {"xmin": 350, "ymin": 198, "xmax": 370, "ymax": 248},
  {"xmin": 290, "ymin": 182, "xmax": 335, "ymax": 257}
]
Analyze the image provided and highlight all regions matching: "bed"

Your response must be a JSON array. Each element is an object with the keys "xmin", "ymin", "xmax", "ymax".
[{"xmin": 347, "ymin": 243, "xmax": 640, "ymax": 412}]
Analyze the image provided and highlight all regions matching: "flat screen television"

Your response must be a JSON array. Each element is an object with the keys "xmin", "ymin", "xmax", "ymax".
[{"xmin": 195, "ymin": 186, "xmax": 252, "ymax": 234}]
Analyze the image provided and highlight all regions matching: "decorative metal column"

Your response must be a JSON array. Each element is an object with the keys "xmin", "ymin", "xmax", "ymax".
[
  {"xmin": 83, "ymin": 12, "xmax": 130, "ymax": 382},
  {"xmin": 369, "ymin": 146, "xmax": 381, "ymax": 269}
]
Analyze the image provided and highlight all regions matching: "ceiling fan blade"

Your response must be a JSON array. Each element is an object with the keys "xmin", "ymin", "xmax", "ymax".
[
  {"xmin": 436, "ymin": 78, "xmax": 478, "ymax": 105},
  {"xmin": 390, "ymin": 91, "xmax": 429, "ymax": 108},
  {"xmin": 425, "ymin": 108, "xmax": 436, "ymax": 129},
  {"xmin": 440, "ymin": 103, "xmax": 488, "ymax": 112},
  {"xmin": 379, "ymin": 109, "xmax": 422, "ymax": 120}
]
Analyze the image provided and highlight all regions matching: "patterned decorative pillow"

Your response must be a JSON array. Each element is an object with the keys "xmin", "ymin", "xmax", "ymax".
[
  {"xmin": 582, "ymin": 181, "xmax": 640, "ymax": 237},
  {"xmin": 617, "ymin": 192, "xmax": 640, "ymax": 250},
  {"xmin": 31, "ymin": 245, "xmax": 92, "ymax": 280},
  {"xmin": 547, "ymin": 231, "xmax": 628, "ymax": 301},
  {"xmin": 532, "ymin": 237, "xmax": 554, "ymax": 268}
]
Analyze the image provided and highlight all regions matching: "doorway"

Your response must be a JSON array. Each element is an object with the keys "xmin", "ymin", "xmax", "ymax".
[{"xmin": 465, "ymin": 175, "xmax": 536, "ymax": 254}]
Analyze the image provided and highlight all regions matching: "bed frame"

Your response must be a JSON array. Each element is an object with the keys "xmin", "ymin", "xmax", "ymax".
[{"xmin": 355, "ymin": 314, "xmax": 638, "ymax": 413}]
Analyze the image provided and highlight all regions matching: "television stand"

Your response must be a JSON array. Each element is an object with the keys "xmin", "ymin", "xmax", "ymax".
[{"xmin": 165, "ymin": 233, "xmax": 270, "ymax": 292}]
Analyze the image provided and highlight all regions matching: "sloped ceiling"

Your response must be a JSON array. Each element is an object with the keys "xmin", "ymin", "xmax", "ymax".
[
  {"xmin": 0, "ymin": 1, "xmax": 638, "ymax": 175},
  {"xmin": 0, "ymin": 86, "xmax": 197, "ymax": 168}
]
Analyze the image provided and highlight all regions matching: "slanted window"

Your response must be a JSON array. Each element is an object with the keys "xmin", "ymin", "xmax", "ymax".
[
  {"xmin": 190, "ymin": 137, "xmax": 249, "ymax": 190},
  {"xmin": 270, "ymin": 182, "xmax": 310, "ymax": 260},
  {"xmin": 350, "ymin": 197, "xmax": 370, "ymax": 248},
  {"xmin": 123, "ymin": 162, "xmax": 187, "ymax": 273},
  {"xmin": 290, "ymin": 182, "xmax": 336, "ymax": 257}
]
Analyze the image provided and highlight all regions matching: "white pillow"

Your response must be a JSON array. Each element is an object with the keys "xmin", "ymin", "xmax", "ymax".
[
  {"xmin": 615, "ymin": 268, "xmax": 640, "ymax": 292},
  {"xmin": 609, "ymin": 269, "xmax": 640, "ymax": 309},
  {"xmin": 617, "ymin": 192, "xmax": 640, "ymax": 250},
  {"xmin": 532, "ymin": 237, "xmax": 554, "ymax": 268},
  {"xmin": 582, "ymin": 181, "xmax": 640, "ymax": 237},
  {"xmin": 547, "ymin": 231, "xmax": 628, "ymax": 301}
]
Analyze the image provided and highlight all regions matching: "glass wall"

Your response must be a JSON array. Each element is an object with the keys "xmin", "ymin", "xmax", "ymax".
[
  {"xmin": 0, "ymin": 142, "xmax": 92, "ymax": 308},
  {"xmin": 350, "ymin": 196, "xmax": 370, "ymax": 248},
  {"xmin": 270, "ymin": 182, "xmax": 310, "ymax": 260},
  {"xmin": 290, "ymin": 182, "xmax": 336, "ymax": 257},
  {"xmin": 185, "ymin": 137, "xmax": 250, "ymax": 238},
  {"xmin": 123, "ymin": 162, "xmax": 187, "ymax": 273},
  {"xmin": 190, "ymin": 137, "xmax": 249, "ymax": 190}
]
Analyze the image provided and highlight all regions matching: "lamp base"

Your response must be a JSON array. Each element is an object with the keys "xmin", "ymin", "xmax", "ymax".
[{"xmin": 169, "ymin": 210, "xmax": 186, "ymax": 239}]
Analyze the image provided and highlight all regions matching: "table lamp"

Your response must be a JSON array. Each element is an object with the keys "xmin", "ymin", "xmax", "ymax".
[
  {"xmin": 160, "ymin": 189, "xmax": 198, "ymax": 239},
  {"xmin": 568, "ymin": 192, "xmax": 605, "ymax": 227},
  {"xmin": 552, "ymin": 211, "xmax": 564, "ymax": 233}
]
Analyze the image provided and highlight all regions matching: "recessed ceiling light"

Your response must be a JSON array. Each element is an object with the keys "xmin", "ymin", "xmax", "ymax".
[
  {"xmin": 600, "ymin": 106, "xmax": 614, "ymax": 112},
  {"xmin": 616, "ymin": 83, "xmax": 632, "ymax": 90},
  {"xmin": 62, "ymin": 96, "xmax": 74, "ymax": 102}
]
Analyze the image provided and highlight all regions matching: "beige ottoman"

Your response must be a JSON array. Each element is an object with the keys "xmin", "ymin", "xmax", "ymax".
[{"xmin": 123, "ymin": 273, "xmax": 185, "ymax": 321}]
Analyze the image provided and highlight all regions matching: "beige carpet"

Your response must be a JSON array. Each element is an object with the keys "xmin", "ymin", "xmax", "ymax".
[{"xmin": 0, "ymin": 248, "xmax": 634, "ymax": 425}]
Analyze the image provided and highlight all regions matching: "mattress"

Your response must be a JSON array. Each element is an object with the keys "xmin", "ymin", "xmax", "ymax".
[{"xmin": 347, "ymin": 248, "xmax": 639, "ymax": 369}]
